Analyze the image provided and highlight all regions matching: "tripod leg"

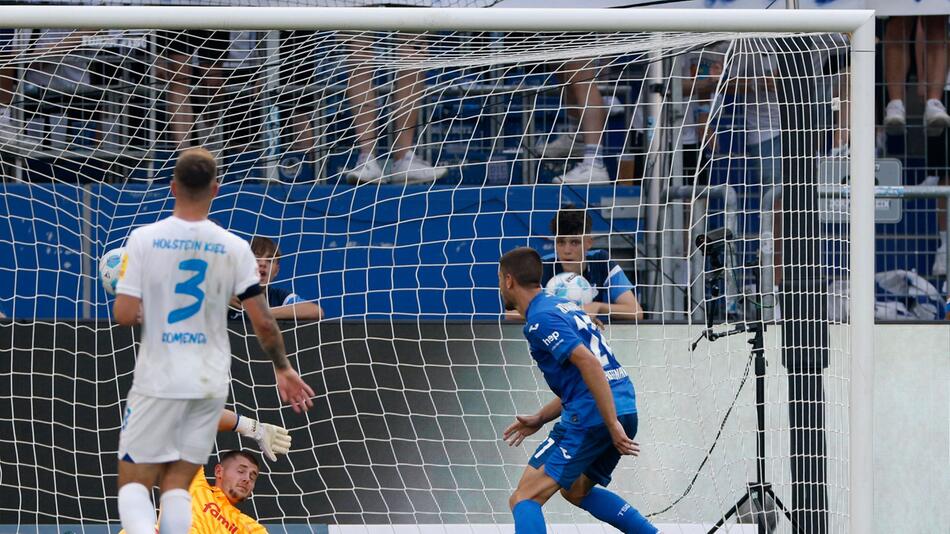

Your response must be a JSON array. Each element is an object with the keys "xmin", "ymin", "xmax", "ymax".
[
  {"xmin": 767, "ymin": 489, "xmax": 806, "ymax": 534},
  {"xmin": 706, "ymin": 492, "xmax": 750, "ymax": 534}
]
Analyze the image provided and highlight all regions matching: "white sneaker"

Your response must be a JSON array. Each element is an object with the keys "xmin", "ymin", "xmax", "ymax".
[
  {"xmin": 933, "ymin": 242, "xmax": 947, "ymax": 276},
  {"xmin": 346, "ymin": 157, "xmax": 387, "ymax": 184},
  {"xmin": 883, "ymin": 99, "xmax": 906, "ymax": 135},
  {"xmin": 924, "ymin": 98, "xmax": 950, "ymax": 137},
  {"xmin": 552, "ymin": 160, "xmax": 610, "ymax": 184},
  {"xmin": 539, "ymin": 132, "xmax": 583, "ymax": 159},
  {"xmin": 389, "ymin": 151, "xmax": 447, "ymax": 184}
]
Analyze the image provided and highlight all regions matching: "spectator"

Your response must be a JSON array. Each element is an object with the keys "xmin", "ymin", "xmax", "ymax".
[
  {"xmin": 542, "ymin": 209, "xmax": 644, "ymax": 321},
  {"xmin": 279, "ymin": 29, "xmax": 445, "ymax": 184},
  {"xmin": 925, "ymin": 61, "xmax": 950, "ymax": 277},
  {"xmin": 679, "ymin": 50, "xmax": 723, "ymax": 184},
  {"xmin": 342, "ymin": 32, "xmax": 445, "ymax": 184},
  {"xmin": 154, "ymin": 30, "xmax": 231, "ymax": 151},
  {"xmin": 539, "ymin": 61, "xmax": 610, "ymax": 184},
  {"xmin": 882, "ymin": 15, "xmax": 950, "ymax": 136},
  {"xmin": 0, "ymin": 29, "xmax": 17, "ymax": 137},
  {"xmin": 21, "ymin": 29, "xmax": 96, "ymax": 152},
  {"xmin": 228, "ymin": 236, "xmax": 323, "ymax": 321}
]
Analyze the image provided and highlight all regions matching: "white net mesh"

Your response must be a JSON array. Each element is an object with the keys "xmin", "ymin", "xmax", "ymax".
[{"xmin": 0, "ymin": 16, "xmax": 854, "ymax": 534}]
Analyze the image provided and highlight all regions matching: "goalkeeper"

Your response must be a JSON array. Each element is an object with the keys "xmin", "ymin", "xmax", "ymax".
[{"xmin": 120, "ymin": 409, "xmax": 291, "ymax": 534}]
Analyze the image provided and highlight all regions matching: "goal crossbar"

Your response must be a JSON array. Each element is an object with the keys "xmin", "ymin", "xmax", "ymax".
[{"xmin": 0, "ymin": 6, "xmax": 873, "ymax": 33}]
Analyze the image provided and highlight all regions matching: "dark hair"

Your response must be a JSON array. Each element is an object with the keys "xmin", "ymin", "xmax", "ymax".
[
  {"xmin": 219, "ymin": 449, "xmax": 260, "ymax": 469},
  {"xmin": 499, "ymin": 247, "xmax": 542, "ymax": 288},
  {"xmin": 250, "ymin": 236, "xmax": 281, "ymax": 262},
  {"xmin": 550, "ymin": 209, "xmax": 592, "ymax": 237},
  {"xmin": 173, "ymin": 148, "xmax": 217, "ymax": 195}
]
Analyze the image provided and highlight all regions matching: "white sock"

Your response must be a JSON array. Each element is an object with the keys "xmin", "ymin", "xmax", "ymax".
[
  {"xmin": 118, "ymin": 483, "xmax": 156, "ymax": 534},
  {"xmin": 356, "ymin": 152, "xmax": 371, "ymax": 165},
  {"xmin": 159, "ymin": 488, "xmax": 192, "ymax": 534},
  {"xmin": 940, "ymin": 231, "xmax": 947, "ymax": 248},
  {"xmin": 583, "ymin": 144, "xmax": 604, "ymax": 167}
]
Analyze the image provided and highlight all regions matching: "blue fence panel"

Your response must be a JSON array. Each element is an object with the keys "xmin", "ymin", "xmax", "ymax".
[{"xmin": 0, "ymin": 183, "xmax": 641, "ymax": 320}]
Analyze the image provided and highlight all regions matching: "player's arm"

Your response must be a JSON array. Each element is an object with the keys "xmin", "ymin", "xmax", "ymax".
[
  {"xmin": 114, "ymin": 294, "xmax": 141, "ymax": 326},
  {"xmin": 113, "ymin": 235, "xmax": 142, "ymax": 326},
  {"xmin": 503, "ymin": 397, "xmax": 562, "ymax": 447},
  {"xmin": 568, "ymin": 345, "xmax": 639, "ymax": 456},
  {"xmin": 218, "ymin": 409, "xmax": 292, "ymax": 462},
  {"xmin": 601, "ymin": 290, "xmax": 644, "ymax": 321},
  {"xmin": 271, "ymin": 300, "xmax": 323, "ymax": 320},
  {"xmin": 242, "ymin": 293, "xmax": 315, "ymax": 413}
]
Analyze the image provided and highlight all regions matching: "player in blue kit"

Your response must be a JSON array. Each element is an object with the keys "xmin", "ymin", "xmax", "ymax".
[{"xmin": 499, "ymin": 247, "xmax": 657, "ymax": 534}]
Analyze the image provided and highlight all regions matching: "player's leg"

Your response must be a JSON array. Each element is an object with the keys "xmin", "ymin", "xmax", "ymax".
[
  {"xmin": 508, "ymin": 464, "xmax": 561, "ymax": 534},
  {"xmin": 561, "ymin": 414, "xmax": 657, "ymax": 534},
  {"xmin": 154, "ymin": 396, "xmax": 226, "ymax": 534},
  {"xmin": 116, "ymin": 393, "xmax": 184, "ymax": 534},
  {"xmin": 156, "ymin": 459, "xmax": 203, "ymax": 534},
  {"xmin": 117, "ymin": 461, "xmax": 162, "ymax": 534}
]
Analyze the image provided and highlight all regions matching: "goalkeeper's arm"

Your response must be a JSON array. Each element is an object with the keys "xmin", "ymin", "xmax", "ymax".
[{"xmin": 218, "ymin": 409, "xmax": 292, "ymax": 462}]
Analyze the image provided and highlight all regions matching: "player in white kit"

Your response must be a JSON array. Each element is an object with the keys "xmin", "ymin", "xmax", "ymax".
[{"xmin": 112, "ymin": 148, "xmax": 314, "ymax": 534}]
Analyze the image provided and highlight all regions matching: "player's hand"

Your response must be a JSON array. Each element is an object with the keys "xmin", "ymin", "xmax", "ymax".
[
  {"xmin": 582, "ymin": 304, "xmax": 606, "ymax": 331},
  {"xmin": 608, "ymin": 420, "xmax": 640, "ymax": 456},
  {"xmin": 275, "ymin": 367, "xmax": 315, "ymax": 414},
  {"xmin": 503, "ymin": 414, "xmax": 543, "ymax": 447},
  {"xmin": 254, "ymin": 422, "xmax": 292, "ymax": 462},
  {"xmin": 229, "ymin": 295, "xmax": 243, "ymax": 310}
]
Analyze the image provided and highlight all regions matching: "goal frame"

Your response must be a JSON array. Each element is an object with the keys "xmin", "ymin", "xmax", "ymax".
[{"xmin": 0, "ymin": 6, "xmax": 876, "ymax": 532}]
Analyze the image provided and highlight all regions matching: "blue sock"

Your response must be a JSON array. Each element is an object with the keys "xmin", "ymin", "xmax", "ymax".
[
  {"xmin": 579, "ymin": 487, "xmax": 657, "ymax": 534},
  {"xmin": 512, "ymin": 499, "xmax": 546, "ymax": 534}
]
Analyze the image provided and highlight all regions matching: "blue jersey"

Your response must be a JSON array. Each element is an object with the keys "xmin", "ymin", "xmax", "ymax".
[
  {"xmin": 542, "ymin": 249, "xmax": 634, "ymax": 304},
  {"xmin": 523, "ymin": 292, "xmax": 637, "ymax": 428}
]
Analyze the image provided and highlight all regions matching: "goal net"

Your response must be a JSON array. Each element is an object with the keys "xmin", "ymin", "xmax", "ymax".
[{"xmin": 0, "ymin": 7, "xmax": 872, "ymax": 533}]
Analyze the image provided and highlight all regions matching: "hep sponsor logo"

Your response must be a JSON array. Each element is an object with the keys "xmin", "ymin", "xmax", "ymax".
[{"xmin": 541, "ymin": 331, "xmax": 560, "ymax": 346}]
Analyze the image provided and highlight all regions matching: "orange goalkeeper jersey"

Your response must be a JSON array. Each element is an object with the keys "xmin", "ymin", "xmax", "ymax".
[
  {"xmin": 119, "ymin": 470, "xmax": 266, "ymax": 534},
  {"xmin": 189, "ymin": 469, "xmax": 266, "ymax": 534}
]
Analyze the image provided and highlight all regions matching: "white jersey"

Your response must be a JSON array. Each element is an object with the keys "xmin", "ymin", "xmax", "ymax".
[{"xmin": 116, "ymin": 216, "xmax": 260, "ymax": 399}]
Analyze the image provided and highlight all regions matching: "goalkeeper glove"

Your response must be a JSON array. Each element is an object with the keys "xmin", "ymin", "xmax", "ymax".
[{"xmin": 234, "ymin": 415, "xmax": 292, "ymax": 462}]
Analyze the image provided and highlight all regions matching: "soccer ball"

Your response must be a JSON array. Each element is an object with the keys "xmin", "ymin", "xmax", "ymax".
[
  {"xmin": 545, "ymin": 272, "xmax": 597, "ymax": 305},
  {"xmin": 99, "ymin": 247, "xmax": 126, "ymax": 296}
]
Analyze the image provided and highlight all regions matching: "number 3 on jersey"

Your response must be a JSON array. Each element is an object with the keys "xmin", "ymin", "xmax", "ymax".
[{"xmin": 168, "ymin": 259, "xmax": 208, "ymax": 324}]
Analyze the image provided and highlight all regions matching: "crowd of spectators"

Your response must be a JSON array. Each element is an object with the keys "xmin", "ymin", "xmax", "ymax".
[{"xmin": 0, "ymin": 12, "xmax": 948, "ymax": 320}]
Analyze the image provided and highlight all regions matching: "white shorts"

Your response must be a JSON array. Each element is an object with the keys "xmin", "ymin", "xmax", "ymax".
[{"xmin": 118, "ymin": 393, "xmax": 226, "ymax": 465}]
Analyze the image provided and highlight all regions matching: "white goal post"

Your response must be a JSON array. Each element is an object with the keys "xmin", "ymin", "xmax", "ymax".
[{"xmin": 0, "ymin": 6, "xmax": 875, "ymax": 533}]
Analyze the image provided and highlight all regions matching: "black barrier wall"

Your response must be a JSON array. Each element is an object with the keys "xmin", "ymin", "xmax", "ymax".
[{"xmin": 0, "ymin": 320, "xmax": 535, "ymax": 525}]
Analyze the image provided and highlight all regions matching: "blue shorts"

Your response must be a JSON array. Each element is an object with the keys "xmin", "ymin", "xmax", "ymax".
[{"xmin": 528, "ymin": 413, "xmax": 638, "ymax": 489}]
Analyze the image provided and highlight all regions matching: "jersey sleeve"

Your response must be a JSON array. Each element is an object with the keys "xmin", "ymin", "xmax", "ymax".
[
  {"xmin": 241, "ymin": 514, "xmax": 268, "ymax": 534},
  {"xmin": 189, "ymin": 467, "xmax": 211, "ymax": 494},
  {"xmin": 233, "ymin": 239, "xmax": 261, "ymax": 297},
  {"xmin": 606, "ymin": 262, "xmax": 635, "ymax": 303},
  {"xmin": 282, "ymin": 292, "xmax": 304, "ymax": 306},
  {"xmin": 526, "ymin": 310, "xmax": 584, "ymax": 364},
  {"xmin": 115, "ymin": 230, "xmax": 143, "ymax": 298}
]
